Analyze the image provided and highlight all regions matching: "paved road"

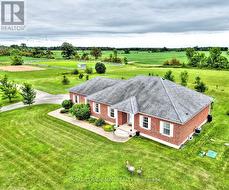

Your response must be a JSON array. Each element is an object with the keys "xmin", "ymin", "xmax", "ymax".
[{"xmin": 0, "ymin": 90, "xmax": 69, "ymax": 113}]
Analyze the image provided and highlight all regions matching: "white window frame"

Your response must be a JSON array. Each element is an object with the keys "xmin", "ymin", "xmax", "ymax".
[
  {"xmin": 108, "ymin": 107, "xmax": 115, "ymax": 118},
  {"xmin": 160, "ymin": 121, "xmax": 174, "ymax": 137},
  {"xmin": 93, "ymin": 102, "xmax": 100, "ymax": 114},
  {"xmin": 139, "ymin": 115, "xmax": 151, "ymax": 130},
  {"xmin": 75, "ymin": 95, "xmax": 80, "ymax": 104}
]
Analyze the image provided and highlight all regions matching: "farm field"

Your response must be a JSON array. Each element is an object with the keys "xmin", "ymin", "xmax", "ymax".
[
  {"xmin": 0, "ymin": 104, "xmax": 228, "ymax": 189},
  {"xmin": 1, "ymin": 50, "xmax": 229, "ymax": 66}
]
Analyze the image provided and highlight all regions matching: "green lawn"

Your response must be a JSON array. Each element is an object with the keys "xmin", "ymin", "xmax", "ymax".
[
  {"xmin": 0, "ymin": 105, "xmax": 228, "ymax": 189},
  {"xmin": 0, "ymin": 91, "xmax": 22, "ymax": 106}
]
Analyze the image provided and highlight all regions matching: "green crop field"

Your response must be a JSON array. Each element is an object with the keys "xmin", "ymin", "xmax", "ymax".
[{"xmin": 0, "ymin": 51, "xmax": 229, "ymax": 189}]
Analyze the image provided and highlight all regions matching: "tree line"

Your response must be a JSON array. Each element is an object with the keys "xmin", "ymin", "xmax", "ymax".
[{"xmin": 186, "ymin": 47, "xmax": 229, "ymax": 69}]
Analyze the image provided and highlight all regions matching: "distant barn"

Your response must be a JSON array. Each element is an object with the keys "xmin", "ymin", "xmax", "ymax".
[{"xmin": 78, "ymin": 63, "xmax": 86, "ymax": 70}]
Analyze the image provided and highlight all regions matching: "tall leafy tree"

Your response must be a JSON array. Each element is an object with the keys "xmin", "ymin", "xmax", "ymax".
[
  {"xmin": 20, "ymin": 83, "xmax": 36, "ymax": 106},
  {"xmin": 61, "ymin": 42, "xmax": 75, "ymax": 59},
  {"xmin": 207, "ymin": 47, "xmax": 229, "ymax": 69},
  {"xmin": 11, "ymin": 55, "xmax": 24, "ymax": 65},
  {"xmin": 186, "ymin": 48, "xmax": 206, "ymax": 67},
  {"xmin": 0, "ymin": 75, "xmax": 17, "ymax": 102},
  {"xmin": 90, "ymin": 47, "xmax": 102, "ymax": 60}
]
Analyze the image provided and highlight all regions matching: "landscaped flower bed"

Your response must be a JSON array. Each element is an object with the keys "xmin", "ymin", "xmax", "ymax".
[
  {"xmin": 60, "ymin": 100, "xmax": 114, "ymax": 133},
  {"xmin": 87, "ymin": 117, "xmax": 114, "ymax": 132}
]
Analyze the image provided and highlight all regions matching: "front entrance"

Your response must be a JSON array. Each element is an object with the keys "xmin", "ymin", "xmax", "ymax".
[{"xmin": 127, "ymin": 113, "xmax": 132, "ymax": 126}]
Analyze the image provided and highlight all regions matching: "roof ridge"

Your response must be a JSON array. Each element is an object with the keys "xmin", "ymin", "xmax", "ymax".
[
  {"xmin": 160, "ymin": 78, "xmax": 183, "ymax": 123},
  {"xmin": 130, "ymin": 96, "xmax": 138, "ymax": 114}
]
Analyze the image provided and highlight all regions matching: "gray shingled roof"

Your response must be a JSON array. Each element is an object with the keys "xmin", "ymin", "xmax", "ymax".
[
  {"xmin": 111, "ymin": 96, "xmax": 139, "ymax": 114},
  {"xmin": 69, "ymin": 77, "xmax": 121, "ymax": 96},
  {"xmin": 87, "ymin": 76, "xmax": 213, "ymax": 124}
]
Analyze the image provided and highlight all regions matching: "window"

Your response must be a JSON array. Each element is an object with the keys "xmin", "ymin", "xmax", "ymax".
[
  {"xmin": 75, "ymin": 95, "xmax": 79, "ymax": 103},
  {"xmin": 140, "ymin": 115, "xmax": 151, "ymax": 129},
  {"xmin": 110, "ymin": 108, "xmax": 115, "ymax": 118},
  {"xmin": 160, "ymin": 121, "xmax": 173, "ymax": 137},
  {"xmin": 94, "ymin": 103, "xmax": 100, "ymax": 113},
  {"xmin": 143, "ymin": 117, "xmax": 149, "ymax": 129},
  {"xmin": 163, "ymin": 122, "xmax": 170, "ymax": 135}
]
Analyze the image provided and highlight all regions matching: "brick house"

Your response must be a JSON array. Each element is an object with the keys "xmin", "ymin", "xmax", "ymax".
[{"xmin": 69, "ymin": 76, "xmax": 213, "ymax": 149}]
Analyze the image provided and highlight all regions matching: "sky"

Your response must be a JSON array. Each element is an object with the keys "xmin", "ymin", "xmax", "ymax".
[{"xmin": 0, "ymin": 0, "xmax": 229, "ymax": 47}]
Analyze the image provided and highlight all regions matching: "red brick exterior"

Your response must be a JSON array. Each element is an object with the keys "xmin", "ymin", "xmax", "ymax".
[
  {"xmin": 89, "ymin": 101, "xmax": 116, "ymax": 124},
  {"xmin": 134, "ymin": 105, "xmax": 210, "ymax": 146},
  {"xmin": 69, "ymin": 92, "xmax": 211, "ymax": 148},
  {"xmin": 118, "ymin": 112, "xmax": 128, "ymax": 125},
  {"xmin": 70, "ymin": 92, "xmax": 86, "ymax": 104},
  {"xmin": 177, "ymin": 105, "xmax": 210, "ymax": 145}
]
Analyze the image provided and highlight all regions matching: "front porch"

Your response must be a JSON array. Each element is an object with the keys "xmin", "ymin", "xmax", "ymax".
[{"xmin": 114, "ymin": 124, "xmax": 137, "ymax": 138}]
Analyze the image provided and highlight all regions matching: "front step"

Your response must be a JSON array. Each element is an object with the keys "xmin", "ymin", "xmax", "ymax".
[{"xmin": 114, "ymin": 129, "xmax": 130, "ymax": 138}]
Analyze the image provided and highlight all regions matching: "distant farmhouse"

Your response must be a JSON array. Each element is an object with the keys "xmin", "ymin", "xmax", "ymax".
[{"xmin": 69, "ymin": 76, "xmax": 213, "ymax": 149}]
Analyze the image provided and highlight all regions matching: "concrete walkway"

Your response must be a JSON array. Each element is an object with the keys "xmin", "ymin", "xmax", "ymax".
[
  {"xmin": 48, "ymin": 108, "xmax": 130, "ymax": 143},
  {"xmin": 0, "ymin": 90, "xmax": 69, "ymax": 113}
]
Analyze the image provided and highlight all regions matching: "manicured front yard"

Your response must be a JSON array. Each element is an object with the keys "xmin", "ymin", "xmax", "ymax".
[{"xmin": 0, "ymin": 105, "xmax": 228, "ymax": 189}]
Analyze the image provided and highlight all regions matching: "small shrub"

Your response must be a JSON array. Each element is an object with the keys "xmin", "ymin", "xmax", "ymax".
[
  {"xmin": 61, "ymin": 99, "xmax": 73, "ymax": 109},
  {"xmin": 60, "ymin": 109, "xmax": 69, "ymax": 113},
  {"xmin": 163, "ymin": 58, "xmax": 181, "ymax": 66},
  {"xmin": 79, "ymin": 73, "xmax": 84, "ymax": 79},
  {"xmin": 70, "ymin": 104, "xmax": 90, "ymax": 120},
  {"xmin": 88, "ymin": 117, "xmax": 96, "ymax": 123},
  {"xmin": 103, "ymin": 125, "xmax": 114, "ymax": 132},
  {"xmin": 62, "ymin": 75, "xmax": 70, "ymax": 85},
  {"xmin": 95, "ymin": 62, "xmax": 106, "ymax": 74},
  {"xmin": 123, "ymin": 57, "xmax": 128, "ymax": 64},
  {"xmin": 194, "ymin": 76, "xmax": 208, "ymax": 93},
  {"xmin": 95, "ymin": 118, "xmax": 105, "ymax": 127},
  {"xmin": 72, "ymin": 69, "xmax": 79, "ymax": 75},
  {"xmin": 164, "ymin": 70, "xmax": 175, "ymax": 81},
  {"xmin": 85, "ymin": 67, "xmax": 93, "ymax": 74}
]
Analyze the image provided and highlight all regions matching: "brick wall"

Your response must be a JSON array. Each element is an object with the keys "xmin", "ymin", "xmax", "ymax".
[
  {"xmin": 70, "ymin": 92, "xmax": 86, "ymax": 104},
  {"xmin": 176, "ymin": 105, "xmax": 210, "ymax": 145},
  {"xmin": 89, "ymin": 101, "xmax": 116, "ymax": 124},
  {"xmin": 134, "ymin": 105, "xmax": 210, "ymax": 146},
  {"xmin": 117, "ymin": 112, "xmax": 127, "ymax": 125}
]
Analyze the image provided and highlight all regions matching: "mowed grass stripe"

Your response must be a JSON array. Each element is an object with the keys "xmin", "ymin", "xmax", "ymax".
[
  {"xmin": 0, "ymin": 141, "xmax": 60, "ymax": 189},
  {"xmin": 0, "ymin": 112, "xmax": 105, "ymax": 178},
  {"xmin": 0, "ymin": 134, "xmax": 64, "ymax": 185},
  {"xmin": 0, "ymin": 144, "xmax": 57, "ymax": 190}
]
